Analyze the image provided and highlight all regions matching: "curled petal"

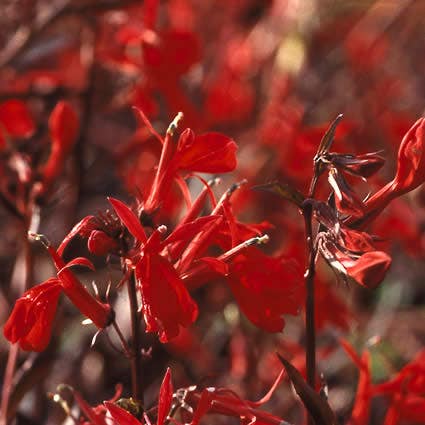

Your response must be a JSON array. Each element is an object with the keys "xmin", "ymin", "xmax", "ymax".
[
  {"xmin": 327, "ymin": 152, "xmax": 385, "ymax": 178},
  {"xmin": 88, "ymin": 230, "xmax": 119, "ymax": 256},
  {"xmin": 174, "ymin": 132, "xmax": 237, "ymax": 173},
  {"xmin": 321, "ymin": 239, "xmax": 391, "ymax": 290},
  {"xmin": 328, "ymin": 168, "xmax": 364, "ymax": 217},
  {"xmin": 136, "ymin": 254, "xmax": 198, "ymax": 342},
  {"xmin": 393, "ymin": 117, "xmax": 425, "ymax": 193},
  {"xmin": 351, "ymin": 118, "xmax": 425, "ymax": 228},
  {"xmin": 57, "ymin": 215, "xmax": 97, "ymax": 256},
  {"xmin": 341, "ymin": 251, "xmax": 391, "ymax": 289},
  {"xmin": 48, "ymin": 247, "xmax": 113, "ymax": 329}
]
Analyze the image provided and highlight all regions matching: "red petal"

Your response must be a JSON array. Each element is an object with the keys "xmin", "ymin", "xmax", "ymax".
[
  {"xmin": 198, "ymin": 257, "xmax": 229, "ymax": 276},
  {"xmin": 3, "ymin": 279, "xmax": 62, "ymax": 352},
  {"xmin": 136, "ymin": 254, "xmax": 198, "ymax": 342},
  {"xmin": 88, "ymin": 230, "xmax": 118, "ymax": 256},
  {"xmin": 42, "ymin": 101, "xmax": 79, "ymax": 184},
  {"xmin": 48, "ymin": 101, "xmax": 79, "ymax": 151},
  {"xmin": 60, "ymin": 257, "xmax": 95, "ymax": 273},
  {"xmin": 343, "ymin": 251, "xmax": 391, "ymax": 289},
  {"xmin": 174, "ymin": 132, "xmax": 237, "ymax": 173},
  {"xmin": 393, "ymin": 117, "xmax": 425, "ymax": 193},
  {"xmin": 228, "ymin": 249, "xmax": 303, "ymax": 332},
  {"xmin": 57, "ymin": 215, "xmax": 96, "ymax": 256},
  {"xmin": 0, "ymin": 99, "xmax": 35, "ymax": 138},
  {"xmin": 157, "ymin": 368, "xmax": 173, "ymax": 425},
  {"xmin": 108, "ymin": 197, "xmax": 147, "ymax": 243},
  {"xmin": 104, "ymin": 402, "xmax": 141, "ymax": 425},
  {"xmin": 165, "ymin": 216, "xmax": 220, "ymax": 246}
]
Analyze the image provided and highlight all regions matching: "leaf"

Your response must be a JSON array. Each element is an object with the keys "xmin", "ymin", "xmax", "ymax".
[
  {"xmin": 276, "ymin": 353, "xmax": 336, "ymax": 425},
  {"xmin": 253, "ymin": 181, "xmax": 305, "ymax": 208}
]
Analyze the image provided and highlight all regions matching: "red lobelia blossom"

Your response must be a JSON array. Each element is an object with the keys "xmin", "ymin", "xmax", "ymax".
[
  {"xmin": 3, "ymin": 237, "xmax": 113, "ymax": 351},
  {"xmin": 350, "ymin": 117, "xmax": 425, "ymax": 228},
  {"xmin": 312, "ymin": 200, "xmax": 392, "ymax": 289},
  {"xmin": 136, "ymin": 110, "xmax": 237, "ymax": 214},
  {"xmin": 109, "ymin": 197, "xmax": 205, "ymax": 342},
  {"xmin": 3, "ymin": 278, "xmax": 62, "ymax": 351}
]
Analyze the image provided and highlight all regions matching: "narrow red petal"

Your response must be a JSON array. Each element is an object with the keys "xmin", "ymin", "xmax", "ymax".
[
  {"xmin": 157, "ymin": 368, "xmax": 173, "ymax": 425},
  {"xmin": 108, "ymin": 197, "xmax": 147, "ymax": 243}
]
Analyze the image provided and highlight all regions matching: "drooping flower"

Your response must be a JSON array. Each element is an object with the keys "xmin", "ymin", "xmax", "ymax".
[
  {"xmin": 4, "ymin": 278, "xmax": 62, "ymax": 351},
  {"xmin": 318, "ymin": 230, "xmax": 391, "ymax": 289},
  {"xmin": 350, "ymin": 118, "xmax": 425, "ymax": 228},
  {"xmin": 3, "ymin": 239, "xmax": 113, "ymax": 352}
]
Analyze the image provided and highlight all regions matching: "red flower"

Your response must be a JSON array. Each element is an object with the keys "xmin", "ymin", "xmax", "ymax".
[
  {"xmin": 319, "ymin": 235, "xmax": 391, "ymax": 289},
  {"xmin": 227, "ymin": 248, "xmax": 303, "ymax": 332},
  {"xmin": 3, "ymin": 241, "xmax": 112, "ymax": 351},
  {"xmin": 109, "ymin": 197, "xmax": 202, "ymax": 342},
  {"xmin": 135, "ymin": 235, "xmax": 198, "ymax": 342},
  {"xmin": 0, "ymin": 99, "xmax": 35, "ymax": 149},
  {"xmin": 352, "ymin": 118, "xmax": 425, "ymax": 228},
  {"xmin": 3, "ymin": 278, "xmax": 62, "ymax": 351},
  {"xmin": 136, "ymin": 111, "xmax": 237, "ymax": 213}
]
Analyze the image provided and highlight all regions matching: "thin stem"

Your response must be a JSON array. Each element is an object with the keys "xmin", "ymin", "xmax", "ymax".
[
  {"xmin": 112, "ymin": 321, "xmax": 132, "ymax": 357},
  {"xmin": 0, "ymin": 345, "xmax": 19, "ymax": 425},
  {"xmin": 0, "ymin": 209, "xmax": 38, "ymax": 425},
  {"xmin": 302, "ymin": 201, "xmax": 316, "ymax": 425},
  {"xmin": 127, "ymin": 272, "xmax": 144, "ymax": 404}
]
